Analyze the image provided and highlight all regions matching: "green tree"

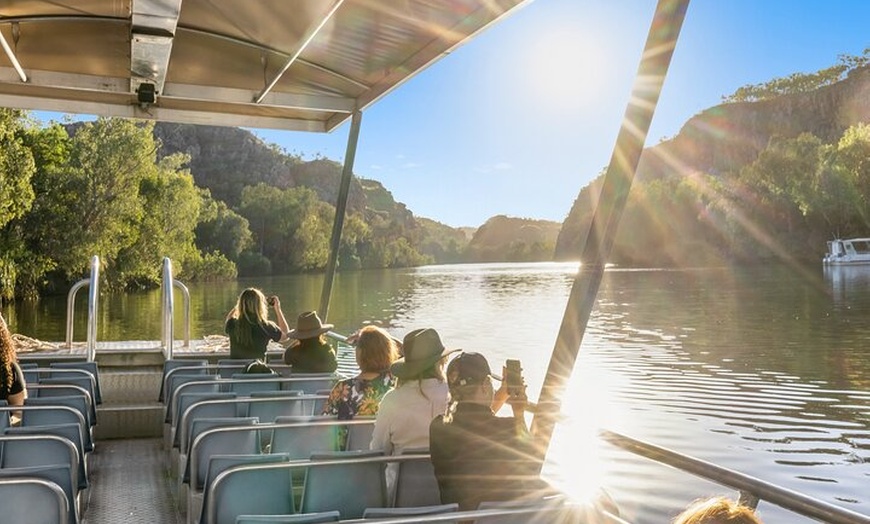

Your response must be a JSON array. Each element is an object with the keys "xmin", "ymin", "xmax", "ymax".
[{"xmin": 195, "ymin": 188, "xmax": 253, "ymax": 261}]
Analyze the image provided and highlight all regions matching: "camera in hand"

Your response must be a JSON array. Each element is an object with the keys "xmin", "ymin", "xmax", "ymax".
[
  {"xmin": 505, "ymin": 359, "xmax": 523, "ymax": 396},
  {"xmin": 267, "ymin": 296, "xmax": 276, "ymax": 306}
]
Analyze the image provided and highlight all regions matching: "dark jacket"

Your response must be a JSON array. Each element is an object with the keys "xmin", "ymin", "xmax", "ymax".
[
  {"xmin": 429, "ymin": 402, "xmax": 546, "ymax": 511},
  {"xmin": 282, "ymin": 338, "xmax": 338, "ymax": 373}
]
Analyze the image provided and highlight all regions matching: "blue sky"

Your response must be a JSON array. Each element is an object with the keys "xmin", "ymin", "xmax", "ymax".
[{"xmin": 45, "ymin": 0, "xmax": 870, "ymax": 228}]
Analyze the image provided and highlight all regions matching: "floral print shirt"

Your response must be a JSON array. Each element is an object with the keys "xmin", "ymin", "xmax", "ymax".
[{"xmin": 322, "ymin": 372, "xmax": 396, "ymax": 420}]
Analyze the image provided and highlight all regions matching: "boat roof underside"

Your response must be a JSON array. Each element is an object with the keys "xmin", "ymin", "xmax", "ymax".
[{"xmin": 0, "ymin": 0, "xmax": 526, "ymax": 132}]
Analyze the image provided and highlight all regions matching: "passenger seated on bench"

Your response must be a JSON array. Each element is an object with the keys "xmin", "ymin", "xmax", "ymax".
[
  {"xmin": 322, "ymin": 325, "xmax": 398, "ymax": 419},
  {"xmin": 372, "ymin": 328, "xmax": 456, "ymax": 492},
  {"xmin": 0, "ymin": 313, "xmax": 27, "ymax": 422},
  {"xmin": 282, "ymin": 311, "xmax": 338, "ymax": 373},
  {"xmin": 429, "ymin": 352, "xmax": 547, "ymax": 511},
  {"xmin": 225, "ymin": 288, "xmax": 289, "ymax": 360},
  {"xmin": 673, "ymin": 496, "xmax": 763, "ymax": 524}
]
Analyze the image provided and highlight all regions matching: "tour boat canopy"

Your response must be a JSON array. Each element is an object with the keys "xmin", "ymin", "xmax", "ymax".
[{"xmin": 0, "ymin": 0, "xmax": 528, "ymax": 132}]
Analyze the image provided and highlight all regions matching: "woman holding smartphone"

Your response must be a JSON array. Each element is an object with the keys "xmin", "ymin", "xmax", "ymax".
[{"xmin": 225, "ymin": 288, "xmax": 288, "ymax": 359}]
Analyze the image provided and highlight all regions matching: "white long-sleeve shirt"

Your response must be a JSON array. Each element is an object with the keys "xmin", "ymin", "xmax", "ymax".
[{"xmin": 370, "ymin": 378, "xmax": 449, "ymax": 499}]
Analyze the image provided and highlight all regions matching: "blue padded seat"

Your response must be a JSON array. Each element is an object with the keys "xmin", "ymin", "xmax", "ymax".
[{"xmin": 0, "ymin": 477, "xmax": 70, "ymax": 524}]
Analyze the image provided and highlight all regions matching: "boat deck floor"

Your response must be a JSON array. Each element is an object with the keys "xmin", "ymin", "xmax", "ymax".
[{"xmin": 82, "ymin": 438, "xmax": 182, "ymax": 524}]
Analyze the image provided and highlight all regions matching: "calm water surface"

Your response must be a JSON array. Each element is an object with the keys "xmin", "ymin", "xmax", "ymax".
[{"xmin": 3, "ymin": 263, "xmax": 869, "ymax": 523}]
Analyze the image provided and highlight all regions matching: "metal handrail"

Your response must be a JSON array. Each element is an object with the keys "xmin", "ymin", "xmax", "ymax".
[
  {"xmin": 600, "ymin": 429, "xmax": 870, "ymax": 524},
  {"xmin": 161, "ymin": 258, "xmax": 191, "ymax": 359},
  {"xmin": 161, "ymin": 258, "xmax": 174, "ymax": 359},
  {"xmin": 65, "ymin": 255, "xmax": 99, "ymax": 361},
  {"xmin": 173, "ymin": 279, "xmax": 191, "ymax": 348}
]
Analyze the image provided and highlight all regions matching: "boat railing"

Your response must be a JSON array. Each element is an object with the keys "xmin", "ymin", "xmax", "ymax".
[
  {"xmin": 161, "ymin": 257, "xmax": 191, "ymax": 360},
  {"xmin": 601, "ymin": 429, "xmax": 870, "ymax": 524},
  {"xmin": 65, "ymin": 255, "xmax": 100, "ymax": 361}
]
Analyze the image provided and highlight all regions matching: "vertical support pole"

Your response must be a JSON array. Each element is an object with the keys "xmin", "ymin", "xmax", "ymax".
[
  {"xmin": 318, "ymin": 110, "xmax": 363, "ymax": 320},
  {"xmin": 531, "ymin": 0, "xmax": 690, "ymax": 459}
]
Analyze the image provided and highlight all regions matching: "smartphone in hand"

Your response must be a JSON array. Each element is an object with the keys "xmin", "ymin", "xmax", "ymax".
[{"xmin": 505, "ymin": 359, "xmax": 523, "ymax": 396}]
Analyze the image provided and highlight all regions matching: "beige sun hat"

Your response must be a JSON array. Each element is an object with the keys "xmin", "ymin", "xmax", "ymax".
[
  {"xmin": 287, "ymin": 311, "xmax": 334, "ymax": 339},
  {"xmin": 390, "ymin": 328, "xmax": 459, "ymax": 379}
]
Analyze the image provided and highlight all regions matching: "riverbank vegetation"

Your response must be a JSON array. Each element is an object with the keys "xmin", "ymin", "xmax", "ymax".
[
  {"xmin": 557, "ymin": 56, "xmax": 870, "ymax": 266},
  {"xmin": 0, "ymin": 112, "xmax": 558, "ymax": 301}
]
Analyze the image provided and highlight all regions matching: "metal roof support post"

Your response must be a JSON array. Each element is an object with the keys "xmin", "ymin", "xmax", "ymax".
[
  {"xmin": 318, "ymin": 110, "xmax": 363, "ymax": 320},
  {"xmin": 531, "ymin": 0, "xmax": 690, "ymax": 460}
]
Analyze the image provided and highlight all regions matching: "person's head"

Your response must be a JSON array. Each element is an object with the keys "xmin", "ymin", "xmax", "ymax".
[
  {"xmin": 355, "ymin": 325, "xmax": 399, "ymax": 374},
  {"xmin": 673, "ymin": 497, "xmax": 763, "ymax": 524},
  {"xmin": 446, "ymin": 351, "xmax": 502, "ymax": 406},
  {"xmin": 236, "ymin": 288, "xmax": 269, "ymax": 324},
  {"xmin": 391, "ymin": 328, "xmax": 457, "ymax": 385},
  {"xmin": 288, "ymin": 311, "xmax": 333, "ymax": 343}
]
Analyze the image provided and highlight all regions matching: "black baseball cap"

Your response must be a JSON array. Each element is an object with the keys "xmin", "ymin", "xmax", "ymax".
[{"xmin": 447, "ymin": 352, "xmax": 503, "ymax": 386}]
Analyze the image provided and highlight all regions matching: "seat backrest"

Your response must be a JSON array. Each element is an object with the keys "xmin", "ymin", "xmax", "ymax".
[
  {"xmin": 159, "ymin": 359, "xmax": 208, "ymax": 402},
  {"xmin": 0, "ymin": 477, "xmax": 70, "ymax": 524},
  {"xmin": 200, "ymin": 453, "xmax": 290, "ymax": 524},
  {"xmin": 300, "ymin": 451, "xmax": 388, "ymax": 519},
  {"xmin": 38, "ymin": 376, "xmax": 96, "ymax": 410},
  {"xmin": 0, "ymin": 463, "xmax": 76, "ymax": 524},
  {"xmin": 234, "ymin": 511, "xmax": 341, "ymax": 523},
  {"xmin": 180, "ymin": 401, "xmax": 246, "ymax": 454},
  {"xmin": 0, "ymin": 434, "xmax": 81, "ymax": 492},
  {"xmin": 473, "ymin": 497, "xmax": 572, "ymax": 524},
  {"xmin": 284, "ymin": 374, "xmax": 338, "ymax": 395},
  {"xmin": 229, "ymin": 374, "xmax": 282, "ymax": 396},
  {"xmin": 206, "ymin": 461, "xmax": 294, "ymax": 524},
  {"xmin": 26, "ymin": 395, "xmax": 93, "ymax": 427},
  {"xmin": 30, "ymin": 383, "xmax": 96, "ymax": 427},
  {"xmin": 247, "ymin": 394, "xmax": 315, "ymax": 425},
  {"xmin": 4, "ymin": 423, "xmax": 86, "ymax": 492},
  {"xmin": 188, "ymin": 422, "xmax": 260, "ymax": 489},
  {"xmin": 344, "ymin": 417, "xmax": 377, "ymax": 451},
  {"xmin": 217, "ymin": 359, "xmax": 252, "ymax": 378},
  {"xmin": 166, "ymin": 374, "xmax": 220, "ymax": 423},
  {"xmin": 362, "ymin": 503, "xmax": 459, "ymax": 520},
  {"xmin": 394, "ymin": 452, "xmax": 440, "ymax": 508},
  {"xmin": 49, "ymin": 362, "xmax": 102, "ymax": 404},
  {"xmin": 175, "ymin": 393, "xmax": 239, "ymax": 449},
  {"xmin": 17, "ymin": 404, "xmax": 92, "ymax": 453},
  {"xmin": 270, "ymin": 417, "xmax": 341, "ymax": 460}
]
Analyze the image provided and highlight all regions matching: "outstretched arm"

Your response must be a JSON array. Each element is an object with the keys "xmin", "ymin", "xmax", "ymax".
[{"xmin": 271, "ymin": 296, "xmax": 290, "ymax": 340}]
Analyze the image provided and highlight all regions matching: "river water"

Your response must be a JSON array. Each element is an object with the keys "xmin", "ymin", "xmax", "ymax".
[{"xmin": 3, "ymin": 262, "xmax": 868, "ymax": 523}]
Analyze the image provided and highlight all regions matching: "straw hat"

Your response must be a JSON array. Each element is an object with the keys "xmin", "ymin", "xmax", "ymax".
[
  {"xmin": 390, "ymin": 328, "xmax": 458, "ymax": 379},
  {"xmin": 287, "ymin": 311, "xmax": 334, "ymax": 339}
]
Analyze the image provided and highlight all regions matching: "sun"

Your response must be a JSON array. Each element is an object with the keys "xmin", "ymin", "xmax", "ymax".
[{"xmin": 521, "ymin": 29, "xmax": 611, "ymax": 114}]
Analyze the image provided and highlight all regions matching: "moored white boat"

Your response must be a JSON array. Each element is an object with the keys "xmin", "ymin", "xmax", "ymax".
[{"xmin": 824, "ymin": 238, "xmax": 870, "ymax": 265}]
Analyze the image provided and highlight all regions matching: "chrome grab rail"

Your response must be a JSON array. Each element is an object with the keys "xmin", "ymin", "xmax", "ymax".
[
  {"xmin": 173, "ymin": 279, "xmax": 191, "ymax": 348},
  {"xmin": 161, "ymin": 257, "xmax": 192, "ymax": 360},
  {"xmin": 65, "ymin": 255, "xmax": 99, "ymax": 361},
  {"xmin": 161, "ymin": 258, "xmax": 174, "ymax": 359},
  {"xmin": 600, "ymin": 429, "xmax": 870, "ymax": 524}
]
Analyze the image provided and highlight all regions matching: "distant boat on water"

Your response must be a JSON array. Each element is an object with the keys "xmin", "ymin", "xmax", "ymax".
[{"xmin": 824, "ymin": 238, "xmax": 870, "ymax": 265}]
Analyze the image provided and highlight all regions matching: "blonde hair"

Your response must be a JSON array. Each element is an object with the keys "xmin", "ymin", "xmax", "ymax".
[
  {"xmin": 230, "ymin": 288, "xmax": 270, "ymax": 348},
  {"xmin": 355, "ymin": 326, "xmax": 398, "ymax": 373},
  {"xmin": 674, "ymin": 497, "xmax": 763, "ymax": 524}
]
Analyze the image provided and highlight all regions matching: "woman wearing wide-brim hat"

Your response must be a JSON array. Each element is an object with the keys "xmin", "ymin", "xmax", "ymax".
[
  {"xmin": 370, "ymin": 327, "xmax": 458, "ymax": 498},
  {"xmin": 282, "ymin": 311, "xmax": 338, "ymax": 373}
]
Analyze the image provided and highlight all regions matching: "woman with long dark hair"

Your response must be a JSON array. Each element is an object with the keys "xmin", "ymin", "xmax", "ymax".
[{"xmin": 225, "ymin": 288, "xmax": 288, "ymax": 360}]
